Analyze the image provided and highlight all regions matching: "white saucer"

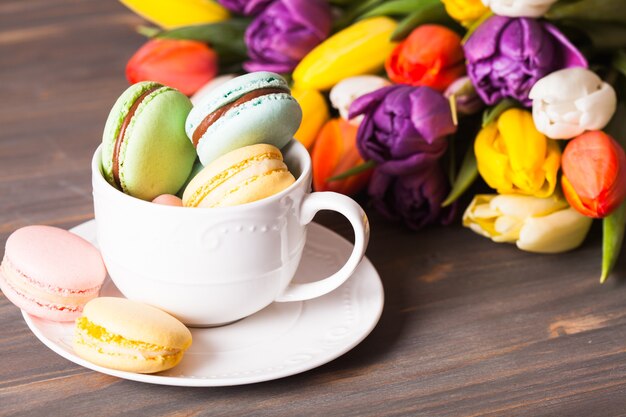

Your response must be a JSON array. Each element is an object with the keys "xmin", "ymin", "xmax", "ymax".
[{"xmin": 22, "ymin": 220, "xmax": 384, "ymax": 387}]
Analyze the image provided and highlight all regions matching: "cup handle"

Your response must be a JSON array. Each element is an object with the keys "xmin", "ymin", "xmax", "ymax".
[{"xmin": 275, "ymin": 191, "xmax": 370, "ymax": 302}]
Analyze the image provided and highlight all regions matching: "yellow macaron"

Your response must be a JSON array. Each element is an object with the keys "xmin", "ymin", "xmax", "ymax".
[
  {"xmin": 182, "ymin": 143, "xmax": 295, "ymax": 208},
  {"xmin": 73, "ymin": 297, "xmax": 192, "ymax": 374}
]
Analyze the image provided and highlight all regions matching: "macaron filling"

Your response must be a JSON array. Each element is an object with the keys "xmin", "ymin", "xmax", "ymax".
[
  {"xmin": 112, "ymin": 86, "xmax": 161, "ymax": 189},
  {"xmin": 191, "ymin": 86, "xmax": 290, "ymax": 147},
  {"xmin": 75, "ymin": 317, "xmax": 181, "ymax": 360},
  {"xmin": 0, "ymin": 257, "xmax": 100, "ymax": 311}
]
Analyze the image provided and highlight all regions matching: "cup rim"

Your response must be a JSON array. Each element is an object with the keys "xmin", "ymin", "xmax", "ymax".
[{"xmin": 92, "ymin": 140, "xmax": 311, "ymax": 212}]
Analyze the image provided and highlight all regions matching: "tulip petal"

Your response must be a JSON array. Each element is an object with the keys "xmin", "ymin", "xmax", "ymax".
[
  {"xmin": 311, "ymin": 118, "xmax": 371, "ymax": 195},
  {"xmin": 475, "ymin": 122, "xmax": 512, "ymax": 191},
  {"xmin": 292, "ymin": 88, "xmax": 329, "ymax": 149},
  {"xmin": 517, "ymin": 208, "xmax": 592, "ymax": 253},
  {"xmin": 121, "ymin": 0, "xmax": 230, "ymax": 29}
]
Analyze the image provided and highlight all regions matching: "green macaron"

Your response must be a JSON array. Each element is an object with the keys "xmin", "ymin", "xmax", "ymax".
[
  {"xmin": 101, "ymin": 81, "xmax": 196, "ymax": 201},
  {"xmin": 185, "ymin": 71, "xmax": 302, "ymax": 166}
]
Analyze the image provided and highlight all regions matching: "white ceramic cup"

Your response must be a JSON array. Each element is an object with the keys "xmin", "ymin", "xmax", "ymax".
[{"xmin": 91, "ymin": 140, "xmax": 369, "ymax": 326}]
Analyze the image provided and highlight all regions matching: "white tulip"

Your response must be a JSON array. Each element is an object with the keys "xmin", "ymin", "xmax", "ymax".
[
  {"xmin": 481, "ymin": 0, "xmax": 558, "ymax": 17},
  {"xmin": 463, "ymin": 194, "xmax": 592, "ymax": 253},
  {"xmin": 191, "ymin": 74, "xmax": 237, "ymax": 105},
  {"xmin": 529, "ymin": 67, "xmax": 617, "ymax": 139},
  {"xmin": 329, "ymin": 75, "xmax": 390, "ymax": 125}
]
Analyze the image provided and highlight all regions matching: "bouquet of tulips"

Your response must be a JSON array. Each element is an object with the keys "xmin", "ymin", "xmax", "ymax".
[{"xmin": 120, "ymin": 0, "xmax": 626, "ymax": 282}]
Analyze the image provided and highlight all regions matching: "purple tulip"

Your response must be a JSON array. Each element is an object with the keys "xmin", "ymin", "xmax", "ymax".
[
  {"xmin": 369, "ymin": 165, "xmax": 455, "ymax": 231},
  {"xmin": 243, "ymin": 0, "xmax": 331, "ymax": 73},
  {"xmin": 349, "ymin": 85, "xmax": 456, "ymax": 176},
  {"xmin": 217, "ymin": 0, "xmax": 274, "ymax": 15},
  {"xmin": 464, "ymin": 16, "xmax": 587, "ymax": 106}
]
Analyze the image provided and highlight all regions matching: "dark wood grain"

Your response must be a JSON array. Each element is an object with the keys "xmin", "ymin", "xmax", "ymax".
[{"xmin": 3, "ymin": 1, "xmax": 626, "ymax": 416}]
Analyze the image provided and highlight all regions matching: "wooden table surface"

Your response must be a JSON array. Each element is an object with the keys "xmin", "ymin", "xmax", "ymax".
[{"xmin": 3, "ymin": 1, "xmax": 626, "ymax": 416}]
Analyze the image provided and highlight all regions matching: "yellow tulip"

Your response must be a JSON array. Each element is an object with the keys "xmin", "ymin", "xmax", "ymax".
[
  {"xmin": 463, "ymin": 194, "xmax": 592, "ymax": 253},
  {"xmin": 440, "ymin": 0, "xmax": 489, "ymax": 26},
  {"xmin": 291, "ymin": 88, "xmax": 330, "ymax": 150},
  {"xmin": 120, "ymin": 0, "xmax": 230, "ymax": 29},
  {"xmin": 475, "ymin": 108, "xmax": 560, "ymax": 198},
  {"xmin": 292, "ymin": 17, "xmax": 397, "ymax": 91}
]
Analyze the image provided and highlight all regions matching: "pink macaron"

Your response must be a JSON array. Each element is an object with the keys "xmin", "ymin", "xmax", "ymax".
[{"xmin": 0, "ymin": 225, "xmax": 107, "ymax": 321}]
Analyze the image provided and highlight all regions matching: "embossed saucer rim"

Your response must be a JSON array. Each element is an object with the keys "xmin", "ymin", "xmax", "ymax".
[{"xmin": 21, "ymin": 220, "xmax": 384, "ymax": 387}]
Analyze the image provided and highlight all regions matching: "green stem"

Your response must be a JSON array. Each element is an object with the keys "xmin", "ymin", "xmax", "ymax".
[
  {"xmin": 327, "ymin": 160, "xmax": 377, "ymax": 182},
  {"xmin": 360, "ymin": 0, "xmax": 434, "ymax": 20},
  {"xmin": 462, "ymin": 11, "xmax": 493, "ymax": 43},
  {"xmin": 601, "ymin": 199, "xmax": 626, "ymax": 283},
  {"xmin": 136, "ymin": 25, "xmax": 160, "ymax": 38},
  {"xmin": 441, "ymin": 146, "xmax": 478, "ymax": 207},
  {"xmin": 482, "ymin": 99, "xmax": 520, "ymax": 127},
  {"xmin": 391, "ymin": 3, "xmax": 461, "ymax": 41}
]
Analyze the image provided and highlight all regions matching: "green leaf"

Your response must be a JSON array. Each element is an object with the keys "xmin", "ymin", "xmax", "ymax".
[
  {"xmin": 442, "ymin": 146, "xmax": 478, "ymax": 207},
  {"xmin": 481, "ymin": 99, "xmax": 519, "ymax": 127},
  {"xmin": 359, "ymin": 0, "xmax": 437, "ymax": 19},
  {"xmin": 153, "ymin": 19, "xmax": 249, "ymax": 64},
  {"xmin": 391, "ymin": 3, "xmax": 462, "ymax": 41},
  {"xmin": 327, "ymin": 160, "xmax": 377, "ymax": 182},
  {"xmin": 557, "ymin": 21, "xmax": 626, "ymax": 50},
  {"xmin": 333, "ymin": 0, "xmax": 384, "ymax": 31},
  {"xmin": 612, "ymin": 49, "xmax": 626, "ymax": 79},
  {"xmin": 137, "ymin": 25, "xmax": 160, "ymax": 38},
  {"xmin": 546, "ymin": 0, "xmax": 626, "ymax": 24},
  {"xmin": 601, "ymin": 199, "xmax": 626, "ymax": 283},
  {"xmin": 329, "ymin": 0, "xmax": 364, "ymax": 6}
]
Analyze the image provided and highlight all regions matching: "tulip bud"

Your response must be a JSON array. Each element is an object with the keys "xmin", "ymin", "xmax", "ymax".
[
  {"xmin": 120, "ymin": 0, "xmax": 230, "ymax": 29},
  {"xmin": 441, "ymin": 0, "xmax": 490, "ymax": 26},
  {"xmin": 292, "ymin": 17, "xmax": 397, "ymax": 91},
  {"xmin": 443, "ymin": 76, "xmax": 484, "ymax": 115},
  {"xmin": 481, "ymin": 0, "xmax": 558, "ymax": 17},
  {"xmin": 385, "ymin": 24, "xmax": 465, "ymax": 92},
  {"xmin": 243, "ymin": 0, "xmax": 332, "ymax": 73},
  {"xmin": 475, "ymin": 108, "xmax": 561, "ymax": 198},
  {"xmin": 529, "ymin": 67, "xmax": 617, "ymax": 139},
  {"xmin": 311, "ymin": 118, "xmax": 371, "ymax": 196},
  {"xmin": 126, "ymin": 39, "xmax": 218, "ymax": 96},
  {"xmin": 562, "ymin": 131, "xmax": 626, "ymax": 218},
  {"xmin": 329, "ymin": 76, "xmax": 391, "ymax": 125},
  {"xmin": 463, "ymin": 16, "xmax": 587, "ymax": 106},
  {"xmin": 463, "ymin": 194, "xmax": 592, "ymax": 253},
  {"xmin": 291, "ymin": 88, "xmax": 330, "ymax": 150}
]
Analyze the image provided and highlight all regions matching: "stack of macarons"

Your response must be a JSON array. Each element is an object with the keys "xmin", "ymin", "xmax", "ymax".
[
  {"xmin": 101, "ymin": 71, "xmax": 303, "ymax": 208},
  {"xmin": 0, "ymin": 225, "xmax": 193, "ymax": 374}
]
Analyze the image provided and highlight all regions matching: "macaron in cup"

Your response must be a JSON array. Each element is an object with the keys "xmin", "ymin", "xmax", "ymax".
[
  {"xmin": 186, "ymin": 71, "xmax": 302, "ymax": 166},
  {"xmin": 101, "ymin": 81, "xmax": 197, "ymax": 201},
  {"xmin": 182, "ymin": 143, "xmax": 295, "ymax": 208}
]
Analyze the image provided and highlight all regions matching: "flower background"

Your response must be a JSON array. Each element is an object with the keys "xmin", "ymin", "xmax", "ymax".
[{"xmin": 121, "ymin": 0, "xmax": 626, "ymax": 282}]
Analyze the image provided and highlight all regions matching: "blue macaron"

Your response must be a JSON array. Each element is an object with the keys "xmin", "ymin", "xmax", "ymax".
[{"xmin": 185, "ymin": 72, "xmax": 302, "ymax": 166}]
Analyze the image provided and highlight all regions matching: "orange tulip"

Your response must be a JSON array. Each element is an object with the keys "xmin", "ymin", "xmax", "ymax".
[
  {"xmin": 311, "ymin": 118, "xmax": 372, "ymax": 196},
  {"xmin": 385, "ymin": 24, "xmax": 465, "ymax": 92},
  {"xmin": 126, "ymin": 39, "xmax": 218, "ymax": 96},
  {"xmin": 561, "ymin": 131, "xmax": 626, "ymax": 218}
]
